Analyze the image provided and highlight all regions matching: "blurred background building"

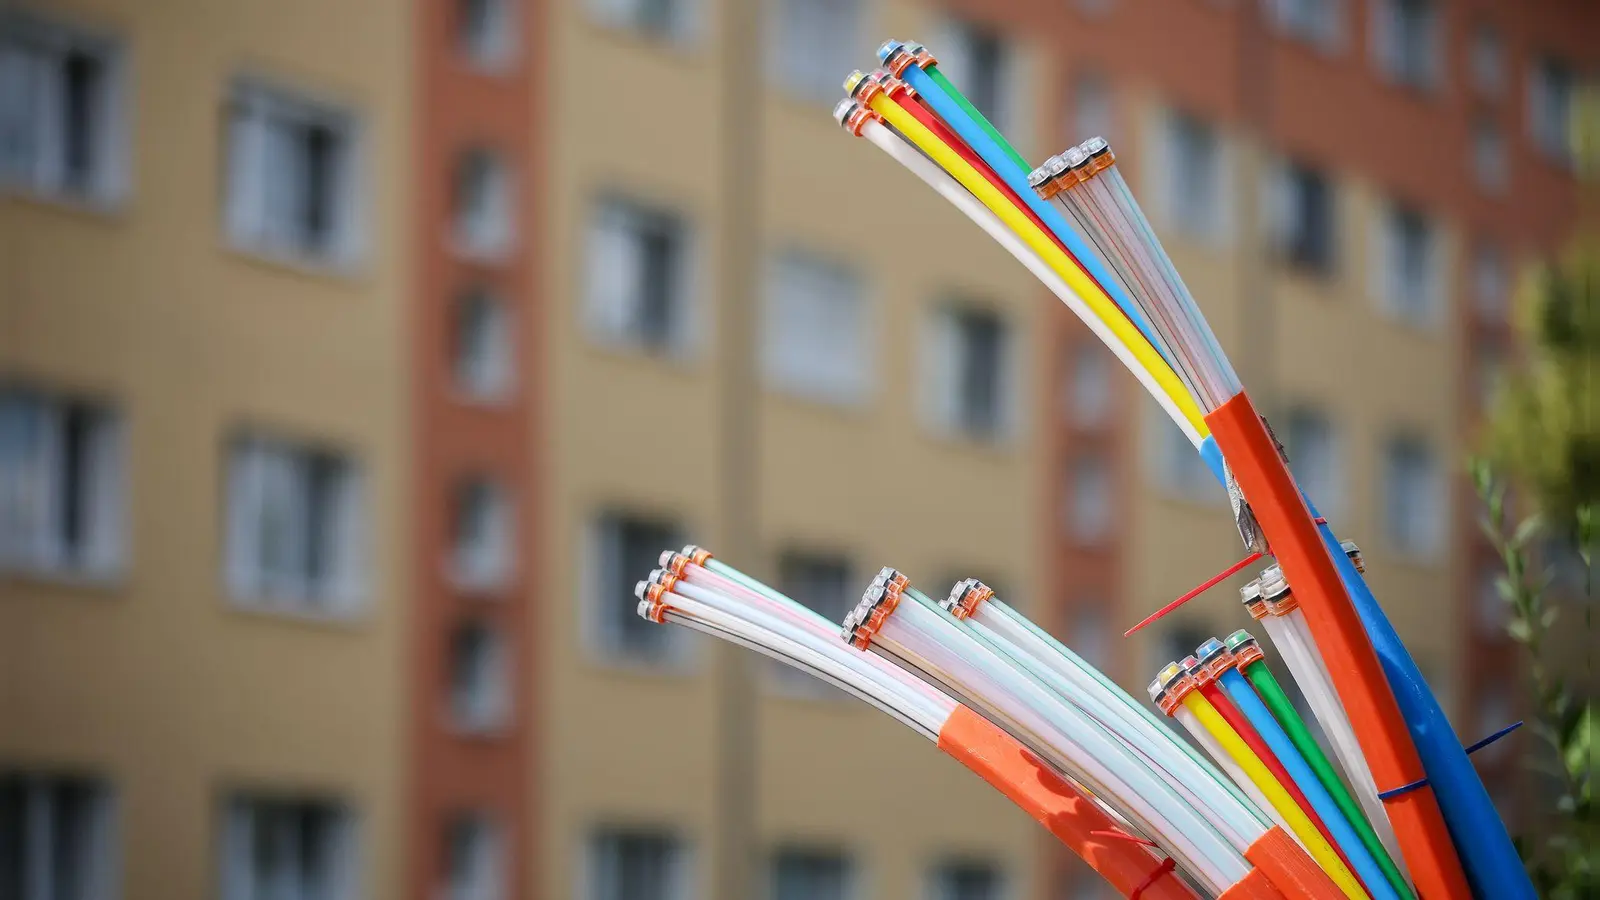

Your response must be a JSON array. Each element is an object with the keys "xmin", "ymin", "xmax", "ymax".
[{"xmin": 0, "ymin": 1, "xmax": 1591, "ymax": 899}]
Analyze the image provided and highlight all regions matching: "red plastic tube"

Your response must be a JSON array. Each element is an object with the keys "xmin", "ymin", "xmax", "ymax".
[{"xmin": 937, "ymin": 706, "xmax": 1199, "ymax": 899}]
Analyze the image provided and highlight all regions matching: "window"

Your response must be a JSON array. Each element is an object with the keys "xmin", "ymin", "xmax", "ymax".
[
  {"xmin": 459, "ymin": 0, "xmax": 517, "ymax": 68},
  {"xmin": 1472, "ymin": 118, "xmax": 1507, "ymax": 193},
  {"xmin": 1157, "ymin": 110, "xmax": 1228, "ymax": 241},
  {"xmin": 224, "ymin": 78, "xmax": 361, "ymax": 265},
  {"xmin": 449, "ymin": 621, "xmax": 511, "ymax": 732},
  {"xmin": 1069, "ymin": 71, "xmax": 1112, "ymax": 144},
  {"xmin": 1146, "ymin": 400, "xmax": 1213, "ymax": 501},
  {"xmin": 934, "ymin": 19, "xmax": 1014, "ymax": 132},
  {"xmin": 224, "ymin": 435, "xmax": 366, "ymax": 614},
  {"xmin": 1528, "ymin": 56, "xmax": 1574, "ymax": 163},
  {"xmin": 1371, "ymin": 0, "xmax": 1439, "ymax": 90},
  {"xmin": 931, "ymin": 859, "xmax": 1004, "ymax": 900},
  {"xmin": 1372, "ymin": 202, "xmax": 1440, "ymax": 327},
  {"xmin": 0, "ymin": 12, "xmax": 123, "ymax": 202},
  {"xmin": 1267, "ymin": 160, "xmax": 1336, "ymax": 274},
  {"xmin": 762, "ymin": 250, "xmax": 870, "ymax": 406},
  {"xmin": 451, "ymin": 478, "xmax": 514, "ymax": 592},
  {"xmin": 1472, "ymin": 343, "xmax": 1506, "ymax": 415},
  {"xmin": 452, "ymin": 149, "xmax": 515, "ymax": 259},
  {"xmin": 454, "ymin": 289, "xmax": 515, "ymax": 401},
  {"xmin": 587, "ymin": 828, "xmax": 687, "ymax": 900},
  {"xmin": 777, "ymin": 552, "xmax": 853, "ymax": 626},
  {"xmin": 769, "ymin": 0, "xmax": 863, "ymax": 104},
  {"xmin": 921, "ymin": 304, "xmax": 1019, "ymax": 443},
  {"xmin": 1152, "ymin": 621, "xmax": 1210, "ymax": 678},
  {"xmin": 1064, "ymin": 342, "xmax": 1111, "ymax": 429},
  {"xmin": 1381, "ymin": 434, "xmax": 1443, "ymax": 558},
  {"xmin": 220, "ymin": 795, "xmax": 357, "ymax": 900},
  {"xmin": 587, "ymin": 513, "xmax": 684, "ymax": 663},
  {"xmin": 1063, "ymin": 605, "xmax": 1109, "ymax": 671},
  {"xmin": 1282, "ymin": 407, "xmax": 1340, "ymax": 519},
  {"xmin": 1474, "ymin": 564, "xmax": 1508, "ymax": 637},
  {"xmin": 1271, "ymin": 0, "xmax": 1343, "ymax": 51},
  {"xmin": 585, "ymin": 196, "xmax": 695, "ymax": 356},
  {"xmin": 0, "ymin": 772, "xmax": 116, "ymax": 900},
  {"xmin": 444, "ymin": 814, "xmax": 505, "ymax": 900},
  {"xmin": 0, "ymin": 388, "xmax": 123, "ymax": 578},
  {"xmin": 771, "ymin": 552, "xmax": 853, "ymax": 692},
  {"xmin": 1470, "ymin": 24, "xmax": 1504, "ymax": 97},
  {"xmin": 771, "ymin": 849, "xmax": 852, "ymax": 900},
  {"xmin": 1066, "ymin": 455, "xmax": 1112, "ymax": 545},
  {"xmin": 586, "ymin": 0, "xmax": 695, "ymax": 43},
  {"xmin": 1471, "ymin": 242, "xmax": 1509, "ymax": 322}
]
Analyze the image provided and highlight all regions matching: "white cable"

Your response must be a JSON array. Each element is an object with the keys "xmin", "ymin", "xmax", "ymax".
[
  {"xmin": 860, "ymin": 119, "xmax": 1203, "ymax": 447},
  {"xmin": 1263, "ymin": 611, "xmax": 1407, "ymax": 873},
  {"xmin": 867, "ymin": 594, "xmax": 1247, "ymax": 893},
  {"xmin": 970, "ymin": 600, "xmax": 1268, "ymax": 848}
]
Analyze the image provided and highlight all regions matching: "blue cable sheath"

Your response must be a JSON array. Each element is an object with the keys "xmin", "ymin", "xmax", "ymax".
[
  {"xmin": 895, "ymin": 62, "xmax": 1171, "ymax": 363},
  {"xmin": 1218, "ymin": 668, "xmax": 1401, "ymax": 900},
  {"xmin": 1307, "ymin": 507, "xmax": 1534, "ymax": 900}
]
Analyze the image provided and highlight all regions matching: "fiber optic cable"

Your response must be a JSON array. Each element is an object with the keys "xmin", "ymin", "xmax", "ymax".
[
  {"xmin": 844, "ymin": 82, "xmax": 1209, "ymax": 439},
  {"xmin": 632, "ymin": 554, "xmax": 1197, "ymax": 898},
  {"xmin": 1312, "ymin": 527, "xmax": 1533, "ymax": 899},
  {"xmin": 1187, "ymin": 653, "xmax": 1343, "ymax": 862},
  {"xmin": 1246, "ymin": 573, "xmax": 1406, "ymax": 877},
  {"xmin": 1157, "ymin": 662, "xmax": 1368, "ymax": 900},
  {"xmin": 833, "ymin": 99, "xmax": 1203, "ymax": 445},
  {"xmin": 1227, "ymin": 631, "xmax": 1414, "ymax": 899},
  {"xmin": 942, "ymin": 580, "xmax": 1264, "ymax": 852},
  {"xmin": 846, "ymin": 569, "xmax": 1249, "ymax": 893},
  {"xmin": 1207, "ymin": 638, "xmax": 1401, "ymax": 900},
  {"xmin": 879, "ymin": 41, "xmax": 1030, "ymax": 172},
  {"xmin": 875, "ymin": 43, "xmax": 1169, "ymax": 356}
]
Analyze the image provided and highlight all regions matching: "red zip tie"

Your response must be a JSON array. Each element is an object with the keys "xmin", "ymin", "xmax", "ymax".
[
  {"xmin": 1124, "ymin": 552, "xmax": 1265, "ymax": 637},
  {"xmin": 1130, "ymin": 857, "xmax": 1179, "ymax": 900}
]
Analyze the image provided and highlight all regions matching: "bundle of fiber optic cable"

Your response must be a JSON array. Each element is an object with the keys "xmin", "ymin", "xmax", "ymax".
[
  {"xmin": 819, "ymin": 37, "xmax": 1530, "ymax": 899},
  {"xmin": 632, "ymin": 548, "xmax": 1202, "ymax": 897}
]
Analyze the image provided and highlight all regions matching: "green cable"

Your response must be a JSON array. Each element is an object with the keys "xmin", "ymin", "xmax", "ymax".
[
  {"xmin": 924, "ymin": 64, "xmax": 1030, "ymax": 171},
  {"xmin": 1242, "ymin": 658, "xmax": 1415, "ymax": 899}
]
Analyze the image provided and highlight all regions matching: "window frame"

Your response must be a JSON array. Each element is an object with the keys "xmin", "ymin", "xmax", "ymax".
[
  {"xmin": 0, "ymin": 9, "xmax": 128, "ymax": 206},
  {"xmin": 222, "ymin": 76, "xmax": 365, "ymax": 270},
  {"xmin": 0, "ymin": 770, "xmax": 120, "ymax": 900},
  {"xmin": 583, "ymin": 194, "xmax": 698, "ymax": 359},
  {"xmin": 760, "ymin": 248, "xmax": 872, "ymax": 408},
  {"xmin": 218, "ymin": 792, "xmax": 360, "ymax": 900}
]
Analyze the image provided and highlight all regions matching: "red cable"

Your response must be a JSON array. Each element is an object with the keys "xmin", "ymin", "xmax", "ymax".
[
  {"xmin": 1198, "ymin": 683, "xmax": 1356, "ymax": 879},
  {"xmin": 1125, "ymin": 551, "xmax": 1264, "ymax": 637}
]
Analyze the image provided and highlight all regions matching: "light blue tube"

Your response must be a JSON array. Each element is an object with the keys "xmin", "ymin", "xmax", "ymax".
[
  {"xmin": 895, "ymin": 62, "xmax": 1170, "ymax": 362},
  {"xmin": 1218, "ymin": 668, "xmax": 1401, "ymax": 900}
]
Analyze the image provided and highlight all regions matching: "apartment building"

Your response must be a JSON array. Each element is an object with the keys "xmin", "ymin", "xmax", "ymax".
[
  {"xmin": 1, "ymin": 1, "xmax": 1591, "ymax": 900},
  {"xmin": 0, "ymin": 0, "xmax": 416, "ymax": 898}
]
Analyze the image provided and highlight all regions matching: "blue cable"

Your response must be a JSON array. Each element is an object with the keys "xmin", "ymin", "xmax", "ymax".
[
  {"xmin": 891, "ymin": 60, "xmax": 1171, "ymax": 364},
  {"xmin": 1310, "ymin": 511, "xmax": 1534, "ymax": 900},
  {"xmin": 1217, "ymin": 667, "xmax": 1402, "ymax": 900}
]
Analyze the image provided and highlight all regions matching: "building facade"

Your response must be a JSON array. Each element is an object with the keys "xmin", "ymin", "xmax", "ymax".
[{"xmin": 0, "ymin": 1, "xmax": 1591, "ymax": 900}]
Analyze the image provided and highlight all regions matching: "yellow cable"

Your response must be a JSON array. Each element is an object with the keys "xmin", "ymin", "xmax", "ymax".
[
  {"xmin": 866, "ymin": 94, "xmax": 1210, "ymax": 438},
  {"xmin": 1182, "ymin": 692, "xmax": 1370, "ymax": 900}
]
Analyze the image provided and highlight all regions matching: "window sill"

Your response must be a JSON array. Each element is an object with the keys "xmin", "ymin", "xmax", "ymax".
[
  {"xmin": 225, "ymin": 596, "xmax": 370, "ymax": 630},
  {"xmin": 583, "ymin": 336, "xmax": 701, "ymax": 371},
  {"xmin": 1, "ymin": 566, "xmax": 126, "ymax": 593},
  {"xmin": 223, "ymin": 242, "xmax": 367, "ymax": 284},
  {"xmin": 579, "ymin": 17, "xmax": 702, "ymax": 61},
  {"xmin": 3, "ymin": 184, "xmax": 128, "ymax": 221},
  {"xmin": 447, "ymin": 387, "xmax": 519, "ymax": 410}
]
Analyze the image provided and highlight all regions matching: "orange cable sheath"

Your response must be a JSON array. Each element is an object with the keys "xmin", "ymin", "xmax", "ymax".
[
  {"xmin": 1205, "ymin": 393, "xmax": 1471, "ymax": 898},
  {"xmin": 1246, "ymin": 825, "xmax": 1347, "ymax": 900},
  {"xmin": 936, "ymin": 706, "xmax": 1198, "ymax": 900}
]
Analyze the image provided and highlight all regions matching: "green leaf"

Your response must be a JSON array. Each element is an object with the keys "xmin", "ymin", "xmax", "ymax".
[
  {"xmin": 1508, "ymin": 618, "xmax": 1534, "ymax": 642},
  {"xmin": 1514, "ymin": 513, "xmax": 1547, "ymax": 549}
]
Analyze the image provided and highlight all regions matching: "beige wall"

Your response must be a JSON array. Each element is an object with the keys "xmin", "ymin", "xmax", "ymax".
[{"xmin": 0, "ymin": 0, "xmax": 414, "ymax": 897}]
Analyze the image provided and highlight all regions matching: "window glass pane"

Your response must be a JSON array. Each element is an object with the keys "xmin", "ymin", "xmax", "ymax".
[{"xmin": 772, "ymin": 849, "xmax": 850, "ymax": 900}]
